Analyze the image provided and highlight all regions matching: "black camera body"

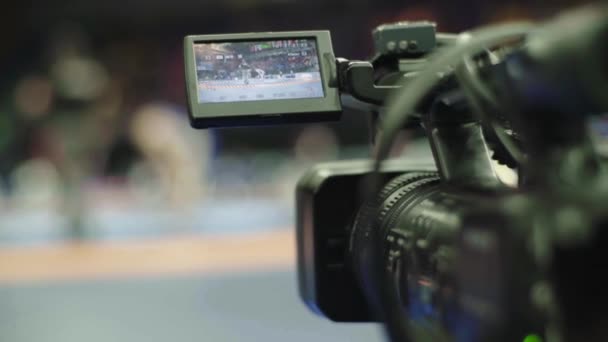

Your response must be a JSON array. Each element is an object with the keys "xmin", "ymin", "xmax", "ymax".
[
  {"xmin": 293, "ymin": 8, "xmax": 608, "ymax": 339},
  {"xmin": 294, "ymin": 88, "xmax": 546, "ymax": 340},
  {"xmin": 184, "ymin": 5, "xmax": 608, "ymax": 341}
]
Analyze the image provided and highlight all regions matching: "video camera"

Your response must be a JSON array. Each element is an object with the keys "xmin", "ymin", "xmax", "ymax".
[{"xmin": 184, "ymin": 4, "xmax": 608, "ymax": 341}]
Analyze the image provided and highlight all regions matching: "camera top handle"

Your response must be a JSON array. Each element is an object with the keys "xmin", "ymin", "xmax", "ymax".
[{"xmin": 331, "ymin": 22, "xmax": 457, "ymax": 108}]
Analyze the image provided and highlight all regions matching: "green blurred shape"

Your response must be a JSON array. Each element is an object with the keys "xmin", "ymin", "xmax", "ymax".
[{"xmin": 523, "ymin": 334, "xmax": 542, "ymax": 342}]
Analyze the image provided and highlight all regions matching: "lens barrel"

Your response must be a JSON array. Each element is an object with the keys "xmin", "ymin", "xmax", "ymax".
[{"xmin": 350, "ymin": 171, "xmax": 471, "ymax": 334}]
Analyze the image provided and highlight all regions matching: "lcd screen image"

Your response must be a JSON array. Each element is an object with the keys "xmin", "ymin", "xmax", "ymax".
[{"xmin": 194, "ymin": 39, "xmax": 324, "ymax": 103}]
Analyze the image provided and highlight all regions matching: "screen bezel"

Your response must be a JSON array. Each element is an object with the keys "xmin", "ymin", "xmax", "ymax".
[{"xmin": 184, "ymin": 31, "xmax": 341, "ymax": 128}]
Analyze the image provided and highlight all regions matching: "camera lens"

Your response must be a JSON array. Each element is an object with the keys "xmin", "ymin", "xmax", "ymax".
[
  {"xmin": 349, "ymin": 171, "xmax": 472, "ymax": 329},
  {"xmin": 350, "ymin": 172, "xmax": 440, "ymax": 305}
]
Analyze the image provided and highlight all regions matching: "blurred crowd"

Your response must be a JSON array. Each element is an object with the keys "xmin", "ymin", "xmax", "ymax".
[
  {"xmin": 0, "ymin": 24, "xmax": 351, "ymax": 241},
  {"xmin": 2, "ymin": 31, "xmax": 191, "ymax": 210}
]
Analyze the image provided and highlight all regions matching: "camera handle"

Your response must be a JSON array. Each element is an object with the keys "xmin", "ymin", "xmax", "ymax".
[
  {"xmin": 424, "ymin": 90, "xmax": 504, "ymax": 189},
  {"xmin": 325, "ymin": 22, "xmax": 455, "ymax": 108},
  {"xmin": 325, "ymin": 52, "xmax": 402, "ymax": 107},
  {"xmin": 340, "ymin": 59, "xmax": 401, "ymax": 105}
]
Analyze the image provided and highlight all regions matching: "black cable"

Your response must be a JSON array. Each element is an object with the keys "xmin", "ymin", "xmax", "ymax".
[{"xmin": 375, "ymin": 23, "xmax": 533, "ymax": 170}]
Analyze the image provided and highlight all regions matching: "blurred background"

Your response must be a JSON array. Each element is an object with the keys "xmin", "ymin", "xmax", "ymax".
[{"xmin": 0, "ymin": 0, "xmax": 600, "ymax": 341}]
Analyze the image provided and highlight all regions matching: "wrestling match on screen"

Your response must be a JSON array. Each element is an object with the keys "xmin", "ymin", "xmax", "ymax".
[{"xmin": 194, "ymin": 39, "xmax": 325, "ymax": 103}]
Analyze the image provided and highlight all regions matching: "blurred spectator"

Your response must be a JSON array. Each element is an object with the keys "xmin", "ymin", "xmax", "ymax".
[
  {"xmin": 14, "ymin": 75, "xmax": 55, "ymax": 120},
  {"xmin": 129, "ymin": 102, "xmax": 210, "ymax": 208}
]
